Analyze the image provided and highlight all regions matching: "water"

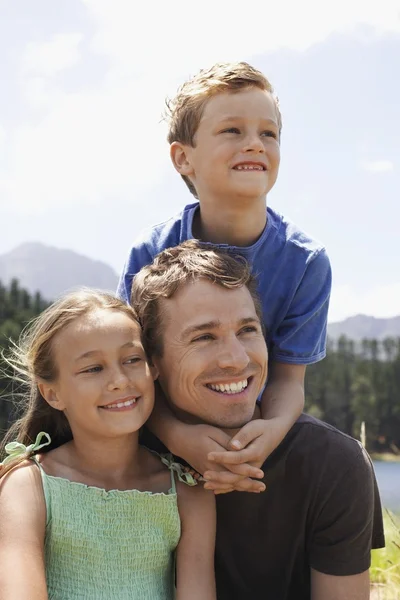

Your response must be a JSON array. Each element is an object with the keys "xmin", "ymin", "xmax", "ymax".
[{"xmin": 373, "ymin": 461, "xmax": 400, "ymax": 512}]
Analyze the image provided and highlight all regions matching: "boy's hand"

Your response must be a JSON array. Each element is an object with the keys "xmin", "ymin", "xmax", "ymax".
[
  {"xmin": 205, "ymin": 418, "xmax": 288, "ymax": 490},
  {"xmin": 177, "ymin": 423, "xmax": 265, "ymax": 494}
]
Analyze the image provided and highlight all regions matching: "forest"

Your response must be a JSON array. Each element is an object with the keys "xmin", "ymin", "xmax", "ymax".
[{"xmin": 0, "ymin": 278, "xmax": 399, "ymax": 452}]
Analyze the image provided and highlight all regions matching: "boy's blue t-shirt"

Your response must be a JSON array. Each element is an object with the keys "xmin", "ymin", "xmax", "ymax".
[{"xmin": 117, "ymin": 202, "xmax": 332, "ymax": 365}]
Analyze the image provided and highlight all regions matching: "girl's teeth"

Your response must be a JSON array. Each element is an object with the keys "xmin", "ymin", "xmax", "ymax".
[{"xmin": 103, "ymin": 398, "xmax": 137, "ymax": 409}]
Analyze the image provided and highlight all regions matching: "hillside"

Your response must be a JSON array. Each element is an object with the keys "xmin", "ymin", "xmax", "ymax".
[
  {"xmin": 328, "ymin": 314, "xmax": 400, "ymax": 341},
  {"xmin": 0, "ymin": 242, "xmax": 119, "ymax": 300}
]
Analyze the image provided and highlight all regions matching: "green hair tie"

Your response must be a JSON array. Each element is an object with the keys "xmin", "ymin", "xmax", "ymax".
[{"xmin": 1, "ymin": 431, "xmax": 51, "ymax": 467}]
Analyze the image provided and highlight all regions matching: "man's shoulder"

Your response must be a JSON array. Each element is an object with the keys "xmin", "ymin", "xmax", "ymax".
[{"xmin": 282, "ymin": 414, "xmax": 371, "ymax": 478}]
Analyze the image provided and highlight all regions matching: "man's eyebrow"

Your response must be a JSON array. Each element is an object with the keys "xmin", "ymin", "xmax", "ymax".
[
  {"xmin": 181, "ymin": 316, "xmax": 260, "ymax": 339},
  {"xmin": 74, "ymin": 341, "xmax": 141, "ymax": 362},
  {"xmin": 181, "ymin": 321, "xmax": 221, "ymax": 339}
]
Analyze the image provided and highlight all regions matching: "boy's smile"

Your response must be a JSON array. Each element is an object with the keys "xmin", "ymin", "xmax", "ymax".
[{"xmin": 174, "ymin": 87, "xmax": 280, "ymax": 208}]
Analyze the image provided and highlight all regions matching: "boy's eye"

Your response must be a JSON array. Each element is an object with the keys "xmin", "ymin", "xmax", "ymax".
[
  {"xmin": 261, "ymin": 130, "xmax": 277, "ymax": 139},
  {"xmin": 222, "ymin": 127, "xmax": 240, "ymax": 134}
]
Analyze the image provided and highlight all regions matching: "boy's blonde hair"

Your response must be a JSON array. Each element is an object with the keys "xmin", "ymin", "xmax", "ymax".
[{"xmin": 165, "ymin": 61, "xmax": 282, "ymax": 197}]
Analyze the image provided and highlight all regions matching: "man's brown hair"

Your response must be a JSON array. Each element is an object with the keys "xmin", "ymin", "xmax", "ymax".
[
  {"xmin": 131, "ymin": 240, "xmax": 263, "ymax": 358},
  {"xmin": 165, "ymin": 61, "xmax": 282, "ymax": 197}
]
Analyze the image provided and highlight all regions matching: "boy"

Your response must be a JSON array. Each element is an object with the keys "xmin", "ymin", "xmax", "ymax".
[{"xmin": 117, "ymin": 62, "xmax": 331, "ymax": 493}]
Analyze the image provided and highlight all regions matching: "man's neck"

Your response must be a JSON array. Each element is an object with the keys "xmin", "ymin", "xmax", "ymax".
[{"xmin": 193, "ymin": 196, "xmax": 267, "ymax": 247}]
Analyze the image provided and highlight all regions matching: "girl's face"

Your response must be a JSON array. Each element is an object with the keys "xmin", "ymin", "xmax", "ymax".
[{"xmin": 40, "ymin": 308, "xmax": 157, "ymax": 440}]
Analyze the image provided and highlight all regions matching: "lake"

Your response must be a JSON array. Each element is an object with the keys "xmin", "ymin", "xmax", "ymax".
[{"xmin": 373, "ymin": 461, "xmax": 400, "ymax": 512}]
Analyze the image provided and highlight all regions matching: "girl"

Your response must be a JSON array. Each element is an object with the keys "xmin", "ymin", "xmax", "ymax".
[{"xmin": 0, "ymin": 289, "xmax": 216, "ymax": 600}]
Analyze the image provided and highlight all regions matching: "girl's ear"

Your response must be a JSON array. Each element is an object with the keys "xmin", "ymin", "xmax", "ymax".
[{"xmin": 38, "ymin": 381, "xmax": 65, "ymax": 411}]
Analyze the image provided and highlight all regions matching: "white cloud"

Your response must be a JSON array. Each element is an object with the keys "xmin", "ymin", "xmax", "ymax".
[
  {"xmin": 361, "ymin": 159, "xmax": 394, "ymax": 173},
  {"xmin": 83, "ymin": 0, "xmax": 400, "ymax": 69},
  {"xmin": 23, "ymin": 33, "xmax": 83, "ymax": 77},
  {"xmin": 3, "ymin": 80, "xmax": 170, "ymax": 213},
  {"xmin": 4, "ymin": 0, "xmax": 400, "ymax": 214},
  {"xmin": 329, "ymin": 283, "xmax": 400, "ymax": 322}
]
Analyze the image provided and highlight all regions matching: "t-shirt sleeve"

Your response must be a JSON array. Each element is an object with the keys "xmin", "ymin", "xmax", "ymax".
[
  {"xmin": 309, "ymin": 443, "xmax": 385, "ymax": 576},
  {"xmin": 271, "ymin": 247, "xmax": 332, "ymax": 365},
  {"xmin": 116, "ymin": 242, "xmax": 154, "ymax": 304}
]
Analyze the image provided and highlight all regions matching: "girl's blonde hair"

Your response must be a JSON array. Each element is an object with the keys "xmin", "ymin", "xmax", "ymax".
[{"xmin": 0, "ymin": 288, "xmax": 138, "ymax": 477}]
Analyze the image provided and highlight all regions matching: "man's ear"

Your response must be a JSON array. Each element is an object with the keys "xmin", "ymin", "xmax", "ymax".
[
  {"xmin": 170, "ymin": 141, "xmax": 195, "ymax": 177},
  {"xmin": 150, "ymin": 364, "xmax": 159, "ymax": 381},
  {"xmin": 38, "ymin": 381, "xmax": 65, "ymax": 412}
]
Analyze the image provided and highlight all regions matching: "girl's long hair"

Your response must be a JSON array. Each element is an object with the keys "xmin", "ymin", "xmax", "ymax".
[{"xmin": 0, "ymin": 288, "xmax": 138, "ymax": 477}]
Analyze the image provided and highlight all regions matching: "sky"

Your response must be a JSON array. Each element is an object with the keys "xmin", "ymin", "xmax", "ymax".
[{"xmin": 0, "ymin": 0, "xmax": 399, "ymax": 322}]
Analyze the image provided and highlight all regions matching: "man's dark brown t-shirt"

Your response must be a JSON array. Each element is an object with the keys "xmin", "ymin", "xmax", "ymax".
[
  {"xmin": 214, "ymin": 414, "xmax": 385, "ymax": 599},
  {"xmin": 143, "ymin": 413, "xmax": 385, "ymax": 599}
]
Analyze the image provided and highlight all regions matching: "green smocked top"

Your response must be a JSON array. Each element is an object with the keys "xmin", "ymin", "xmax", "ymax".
[{"xmin": 2, "ymin": 433, "xmax": 194, "ymax": 600}]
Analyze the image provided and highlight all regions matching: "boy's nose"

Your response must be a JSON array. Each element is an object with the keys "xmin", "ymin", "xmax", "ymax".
[{"xmin": 243, "ymin": 133, "xmax": 265, "ymax": 153}]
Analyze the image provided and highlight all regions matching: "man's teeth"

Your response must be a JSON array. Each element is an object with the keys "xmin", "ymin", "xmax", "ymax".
[
  {"xmin": 235, "ymin": 164, "xmax": 263, "ymax": 171},
  {"xmin": 209, "ymin": 379, "xmax": 248, "ymax": 394},
  {"xmin": 102, "ymin": 398, "xmax": 137, "ymax": 409}
]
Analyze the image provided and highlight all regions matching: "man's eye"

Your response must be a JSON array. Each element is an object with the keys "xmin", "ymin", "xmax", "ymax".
[
  {"xmin": 240, "ymin": 326, "xmax": 258, "ymax": 335},
  {"xmin": 192, "ymin": 334, "xmax": 214, "ymax": 342}
]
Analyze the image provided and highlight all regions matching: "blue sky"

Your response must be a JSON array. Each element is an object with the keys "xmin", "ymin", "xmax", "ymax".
[{"xmin": 0, "ymin": 0, "xmax": 399, "ymax": 322}]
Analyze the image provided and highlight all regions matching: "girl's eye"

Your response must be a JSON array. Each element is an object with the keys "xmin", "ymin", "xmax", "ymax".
[
  {"xmin": 81, "ymin": 366, "xmax": 102, "ymax": 374},
  {"xmin": 125, "ymin": 357, "xmax": 142, "ymax": 365}
]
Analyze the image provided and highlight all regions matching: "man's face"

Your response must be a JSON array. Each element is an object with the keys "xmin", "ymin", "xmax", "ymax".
[{"xmin": 153, "ymin": 278, "xmax": 268, "ymax": 429}]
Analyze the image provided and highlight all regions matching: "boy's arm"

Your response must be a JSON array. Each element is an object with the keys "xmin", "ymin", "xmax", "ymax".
[
  {"xmin": 175, "ymin": 483, "xmax": 216, "ymax": 600},
  {"xmin": 147, "ymin": 385, "xmax": 266, "ymax": 492},
  {"xmin": 205, "ymin": 249, "xmax": 331, "ymax": 491},
  {"xmin": 203, "ymin": 362, "xmax": 304, "ymax": 492}
]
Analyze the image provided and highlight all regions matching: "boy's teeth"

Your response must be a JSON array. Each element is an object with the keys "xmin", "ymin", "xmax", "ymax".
[
  {"xmin": 235, "ymin": 165, "xmax": 263, "ymax": 170},
  {"xmin": 208, "ymin": 379, "xmax": 248, "ymax": 394},
  {"xmin": 103, "ymin": 398, "xmax": 137, "ymax": 409}
]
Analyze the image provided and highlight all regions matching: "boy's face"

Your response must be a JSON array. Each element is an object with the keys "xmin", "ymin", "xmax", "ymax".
[{"xmin": 172, "ymin": 87, "xmax": 280, "ymax": 205}]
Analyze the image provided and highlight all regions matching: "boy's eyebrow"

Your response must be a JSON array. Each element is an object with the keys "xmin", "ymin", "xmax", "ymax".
[
  {"xmin": 218, "ymin": 116, "xmax": 278, "ymax": 126},
  {"xmin": 181, "ymin": 316, "xmax": 260, "ymax": 340},
  {"xmin": 75, "ymin": 342, "xmax": 141, "ymax": 362}
]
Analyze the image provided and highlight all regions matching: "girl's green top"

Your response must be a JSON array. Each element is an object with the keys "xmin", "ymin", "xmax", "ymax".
[{"xmin": 2, "ymin": 433, "xmax": 196, "ymax": 600}]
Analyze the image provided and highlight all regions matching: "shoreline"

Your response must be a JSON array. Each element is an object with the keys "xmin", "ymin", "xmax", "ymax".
[{"xmin": 370, "ymin": 452, "xmax": 400, "ymax": 463}]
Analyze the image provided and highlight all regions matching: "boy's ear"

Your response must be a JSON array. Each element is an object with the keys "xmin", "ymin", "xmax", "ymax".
[
  {"xmin": 38, "ymin": 381, "xmax": 65, "ymax": 412},
  {"xmin": 170, "ymin": 142, "xmax": 194, "ymax": 176}
]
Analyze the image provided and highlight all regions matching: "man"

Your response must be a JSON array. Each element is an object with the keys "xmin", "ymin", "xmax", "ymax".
[{"xmin": 131, "ymin": 240, "xmax": 384, "ymax": 600}]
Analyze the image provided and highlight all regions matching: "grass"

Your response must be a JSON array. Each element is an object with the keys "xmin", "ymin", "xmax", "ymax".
[{"xmin": 370, "ymin": 510, "xmax": 400, "ymax": 599}]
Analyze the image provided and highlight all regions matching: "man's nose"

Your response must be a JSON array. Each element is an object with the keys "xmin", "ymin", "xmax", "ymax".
[
  {"xmin": 216, "ymin": 336, "xmax": 250, "ymax": 371},
  {"xmin": 107, "ymin": 367, "xmax": 130, "ymax": 391}
]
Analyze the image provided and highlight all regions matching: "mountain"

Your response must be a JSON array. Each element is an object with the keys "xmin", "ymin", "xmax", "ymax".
[
  {"xmin": 0, "ymin": 242, "xmax": 119, "ymax": 300},
  {"xmin": 328, "ymin": 314, "xmax": 400, "ymax": 341}
]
